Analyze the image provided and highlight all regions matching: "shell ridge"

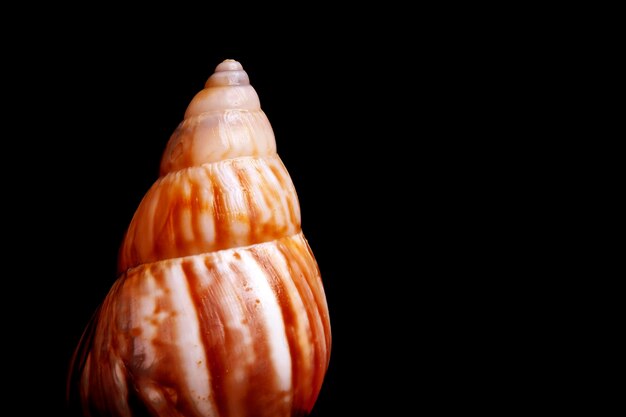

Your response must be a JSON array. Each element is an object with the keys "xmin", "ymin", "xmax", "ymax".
[{"xmin": 122, "ymin": 231, "xmax": 307, "ymax": 275}]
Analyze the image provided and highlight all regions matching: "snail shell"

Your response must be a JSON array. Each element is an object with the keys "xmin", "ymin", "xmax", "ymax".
[{"xmin": 70, "ymin": 60, "xmax": 331, "ymax": 417}]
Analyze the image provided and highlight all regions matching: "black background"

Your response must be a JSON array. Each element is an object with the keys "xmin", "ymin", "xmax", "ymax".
[{"xmin": 4, "ymin": 13, "xmax": 526, "ymax": 417}]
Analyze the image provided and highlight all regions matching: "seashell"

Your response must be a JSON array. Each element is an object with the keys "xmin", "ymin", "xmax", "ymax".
[{"xmin": 69, "ymin": 60, "xmax": 331, "ymax": 417}]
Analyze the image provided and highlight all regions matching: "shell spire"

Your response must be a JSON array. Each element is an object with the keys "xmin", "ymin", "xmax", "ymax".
[
  {"xmin": 119, "ymin": 60, "xmax": 286, "ymax": 273},
  {"xmin": 71, "ymin": 60, "xmax": 331, "ymax": 417},
  {"xmin": 186, "ymin": 60, "xmax": 259, "ymax": 117},
  {"xmin": 160, "ymin": 59, "xmax": 275, "ymax": 177}
]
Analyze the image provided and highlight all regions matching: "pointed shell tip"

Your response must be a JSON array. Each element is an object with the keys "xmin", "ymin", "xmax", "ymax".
[{"xmin": 215, "ymin": 60, "xmax": 243, "ymax": 72}]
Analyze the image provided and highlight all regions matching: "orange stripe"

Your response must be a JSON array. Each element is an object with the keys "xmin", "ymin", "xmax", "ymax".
[
  {"xmin": 186, "ymin": 257, "xmax": 229, "ymax": 417},
  {"xmin": 229, "ymin": 260, "xmax": 288, "ymax": 416},
  {"xmin": 237, "ymin": 168, "xmax": 257, "ymax": 244},
  {"xmin": 277, "ymin": 239, "xmax": 329, "ymax": 412},
  {"xmin": 250, "ymin": 248, "xmax": 307, "ymax": 412}
]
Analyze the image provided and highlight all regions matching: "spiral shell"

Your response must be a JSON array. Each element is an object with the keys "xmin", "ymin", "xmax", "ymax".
[{"xmin": 70, "ymin": 60, "xmax": 331, "ymax": 417}]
